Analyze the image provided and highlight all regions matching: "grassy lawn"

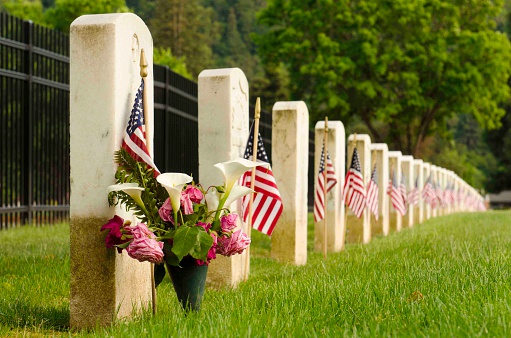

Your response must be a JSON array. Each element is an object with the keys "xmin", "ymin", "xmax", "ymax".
[{"xmin": 1, "ymin": 210, "xmax": 510, "ymax": 337}]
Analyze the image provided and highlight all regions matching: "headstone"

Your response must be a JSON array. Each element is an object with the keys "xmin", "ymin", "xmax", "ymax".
[
  {"xmin": 401, "ymin": 155, "xmax": 414, "ymax": 227},
  {"xmin": 387, "ymin": 151, "xmax": 402, "ymax": 231},
  {"xmin": 346, "ymin": 134, "xmax": 371, "ymax": 243},
  {"xmin": 314, "ymin": 121, "xmax": 345, "ymax": 253},
  {"xmin": 369, "ymin": 143, "xmax": 389, "ymax": 236},
  {"xmin": 422, "ymin": 162, "xmax": 431, "ymax": 219},
  {"xmin": 430, "ymin": 165, "xmax": 438, "ymax": 217},
  {"xmin": 69, "ymin": 13, "xmax": 153, "ymax": 328},
  {"xmin": 413, "ymin": 159, "xmax": 424, "ymax": 224},
  {"xmin": 198, "ymin": 68, "xmax": 249, "ymax": 287},
  {"xmin": 271, "ymin": 101, "xmax": 309, "ymax": 265}
]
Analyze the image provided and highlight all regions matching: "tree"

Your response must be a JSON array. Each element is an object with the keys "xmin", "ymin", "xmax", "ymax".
[
  {"xmin": 2, "ymin": 0, "xmax": 45, "ymax": 24},
  {"xmin": 153, "ymin": 46, "xmax": 192, "ymax": 80},
  {"xmin": 149, "ymin": 0, "xmax": 220, "ymax": 77},
  {"xmin": 255, "ymin": 0, "xmax": 511, "ymax": 157},
  {"xmin": 43, "ymin": 0, "xmax": 129, "ymax": 32}
]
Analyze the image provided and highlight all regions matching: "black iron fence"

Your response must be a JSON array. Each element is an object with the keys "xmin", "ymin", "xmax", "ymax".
[
  {"xmin": 0, "ymin": 12, "xmax": 316, "ymax": 229},
  {"xmin": 0, "ymin": 13, "xmax": 70, "ymax": 228}
]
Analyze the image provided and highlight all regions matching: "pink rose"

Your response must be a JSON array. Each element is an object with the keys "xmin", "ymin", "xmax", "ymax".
[
  {"xmin": 184, "ymin": 185, "xmax": 203, "ymax": 203},
  {"xmin": 217, "ymin": 230, "xmax": 251, "ymax": 257},
  {"xmin": 101, "ymin": 215, "xmax": 131, "ymax": 253},
  {"xmin": 220, "ymin": 213, "xmax": 238, "ymax": 232},
  {"xmin": 180, "ymin": 191, "xmax": 194, "ymax": 215},
  {"xmin": 126, "ymin": 223, "xmax": 164, "ymax": 264},
  {"xmin": 158, "ymin": 198, "xmax": 173, "ymax": 223}
]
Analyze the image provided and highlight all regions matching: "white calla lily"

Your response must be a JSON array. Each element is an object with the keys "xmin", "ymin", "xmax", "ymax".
[
  {"xmin": 205, "ymin": 185, "xmax": 253, "ymax": 221},
  {"xmin": 156, "ymin": 173, "xmax": 193, "ymax": 223},
  {"xmin": 205, "ymin": 189, "xmax": 221, "ymax": 214},
  {"xmin": 107, "ymin": 183, "xmax": 145, "ymax": 209},
  {"xmin": 224, "ymin": 185, "xmax": 253, "ymax": 207},
  {"xmin": 214, "ymin": 158, "xmax": 268, "ymax": 194}
]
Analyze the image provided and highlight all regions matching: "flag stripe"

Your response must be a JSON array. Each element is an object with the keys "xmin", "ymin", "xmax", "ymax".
[
  {"xmin": 314, "ymin": 142, "xmax": 338, "ymax": 222},
  {"xmin": 240, "ymin": 122, "xmax": 283, "ymax": 236}
]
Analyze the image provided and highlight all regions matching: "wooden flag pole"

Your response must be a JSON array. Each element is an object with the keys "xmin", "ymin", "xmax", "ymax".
[
  {"xmin": 323, "ymin": 117, "xmax": 329, "ymax": 260},
  {"xmin": 371, "ymin": 151, "xmax": 376, "ymax": 221},
  {"xmin": 140, "ymin": 48, "xmax": 151, "ymax": 152},
  {"xmin": 140, "ymin": 49, "xmax": 157, "ymax": 316},
  {"xmin": 244, "ymin": 97, "xmax": 261, "ymax": 281}
]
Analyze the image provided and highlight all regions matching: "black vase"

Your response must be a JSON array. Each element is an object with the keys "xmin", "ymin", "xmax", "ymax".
[{"xmin": 165, "ymin": 255, "xmax": 208, "ymax": 311}]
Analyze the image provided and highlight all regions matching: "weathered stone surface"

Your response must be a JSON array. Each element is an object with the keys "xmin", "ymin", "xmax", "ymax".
[
  {"xmin": 70, "ymin": 13, "xmax": 153, "ymax": 329},
  {"xmin": 388, "ymin": 151, "xmax": 402, "ymax": 231},
  {"xmin": 369, "ymin": 143, "xmax": 389, "ymax": 236},
  {"xmin": 347, "ymin": 134, "xmax": 371, "ymax": 243},
  {"xmin": 314, "ymin": 121, "xmax": 345, "ymax": 253},
  {"xmin": 198, "ymin": 68, "xmax": 249, "ymax": 287},
  {"xmin": 401, "ymin": 155, "xmax": 414, "ymax": 228},
  {"xmin": 422, "ymin": 162, "xmax": 431, "ymax": 219},
  {"xmin": 413, "ymin": 159, "xmax": 424, "ymax": 224},
  {"xmin": 271, "ymin": 101, "xmax": 309, "ymax": 265}
]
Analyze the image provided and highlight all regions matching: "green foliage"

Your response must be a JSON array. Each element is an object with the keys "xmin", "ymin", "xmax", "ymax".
[
  {"xmin": 111, "ymin": 148, "xmax": 166, "ymax": 227},
  {"xmin": 43, "ymin": 0, "xmax": 129, "ymax": 32},
  {"xmin": 149, "ymin": 0, "xmax": 220, "ymax": 77},
  {"xmin": 256, "ymin": 0, "xmax": 511, "ymax": 157},
  {"xmin": 2, "ymin": 0, "xmax": 45, "ymax": 24},
  {"xmin": 153, "ymin": 46, "xmax": 193, "ymax": 80}
]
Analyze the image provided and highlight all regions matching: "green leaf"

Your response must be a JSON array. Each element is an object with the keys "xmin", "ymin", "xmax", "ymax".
[
  {"xmin": 190, "ymin": 229, "xmax": 213, "ymax": 261},
  {"xmin": 154, "ymin": 263, "xmax": 166, "ymax": 288},
  {"xmin": 171, "ymin": 226, "xmax": 201, "ymax": 262},
  {"xmin": 114, "ymin": 241, "xmax": 131, "ymax": 250}
]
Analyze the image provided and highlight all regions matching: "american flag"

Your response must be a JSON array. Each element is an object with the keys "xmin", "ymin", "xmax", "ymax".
[
  {"xmin": 313, "ymin": 141, "xmax": 338, "ymax": 222},
  {"xmin": 434, "ymin": 180, "xmax": 445, "ymax": 207},
  {"xmin": 407, "ymin": 177, "xmax": 419, "ymax": 206},
  {"xmin": 366, "ymin": 164, "xmax": 379, "ymax": 220},
  {"xmin": 343, "ymin": 147, "xmax": 366, "ymax": 218},
  {"xmin": 240, "ymin": 122, "xmax": 283, "ymax": 236},
  {"xmin": 400, "ymin": 172, "xmax": 408, "ymax": 207},
  {"xmin": 422, "ymin": 175, "xmax": 436, "ymax": 208},
  {"xmin": 121, "ymin": 79, "xmax": 160, "ymax": 176},
  {"xmin": 388, "ymin": 169, "xmax": 406, "ymax": 216}
]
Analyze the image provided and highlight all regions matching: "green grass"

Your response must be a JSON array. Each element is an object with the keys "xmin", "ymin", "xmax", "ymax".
[{"xmin": 1, "ymin": 211, "xmax": 511, "ymax": 337}]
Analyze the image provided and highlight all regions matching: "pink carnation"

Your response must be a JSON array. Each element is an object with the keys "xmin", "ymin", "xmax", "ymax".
[
  {"xmin": 220, "ymin": 213, "xmax": 238, "ymax": 232},
  {"xmin": 184, "ymin": 185, "xmax": 203, "ymax": 203},
  {"xmin": 126, "ymin": 223, "xmax": 164, "ymax": 264},
  {"xmin": 217, "ymin": 229, "xmax": 251, "ymax": 257}
]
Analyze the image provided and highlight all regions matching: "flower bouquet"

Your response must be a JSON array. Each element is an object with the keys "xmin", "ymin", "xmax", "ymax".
[{"xmin": 101, "ymin": 148, "xmax": 265, "ymax": 310}]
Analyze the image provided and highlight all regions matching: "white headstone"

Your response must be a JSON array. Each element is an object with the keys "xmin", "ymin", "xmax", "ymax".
[
  {"xmin": 69, "ymin": 13, "xmax": 153, "ymax": 328},
  {"xmin": 271, "ymin": 101, "xmax": 309, "ymax": 265},
  {"xmin": 314, "ymin": 121, "xmax": 345, "ymax": 253},
  {"xmin": 401, "ymin": 155, "xmax": 414, "ymax": 227},
  {"xmin": 347, "ymin": 134, "xmax": 371, "ymax": 243},
  {"xmin": 430, "ymin": 165, "xmax": 438, "ymax": 217},
  {"xmin": 198, "ymin": 68, "xmax": 249, "ymax": 287},
  {"xmin": 413, "ymin": 159, "xmax": 424, "ymax": 224},
  {"xmin": 369, "ymin": 143, "xmax": 389, "ymax": 236},
  {"xmin": 422, "ymin": 162, "xmax": 431, "ymax": 219},
  {"xmin": 388, "ymin": 151, "xmax": 402, "ymax": 231}
]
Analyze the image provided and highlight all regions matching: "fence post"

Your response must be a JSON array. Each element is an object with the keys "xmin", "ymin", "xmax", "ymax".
[{"xmin": 23, "ymin": 20, "xmax": 34, "ymax": 225}]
